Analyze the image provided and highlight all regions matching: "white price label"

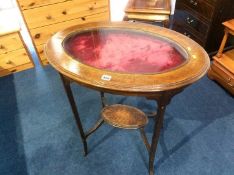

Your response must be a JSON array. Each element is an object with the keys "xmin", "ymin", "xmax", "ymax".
[{"xmin": 101, "ymin": 74, "xmax": 112, "ymax": 81}]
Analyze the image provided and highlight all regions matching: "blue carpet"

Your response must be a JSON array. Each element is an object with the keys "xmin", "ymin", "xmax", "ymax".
[{"xmin": 0, "ymin": 66, "xmax": 233, "ymax": 175}]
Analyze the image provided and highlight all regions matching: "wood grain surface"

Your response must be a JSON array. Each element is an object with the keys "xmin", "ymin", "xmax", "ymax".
[{"xmin": 45, "ymin": 21, "xmax": 210, "ymax": 95}]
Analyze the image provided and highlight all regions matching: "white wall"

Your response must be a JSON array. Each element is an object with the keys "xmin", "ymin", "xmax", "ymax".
[
  {"xmin": 0, "ymin": 0, "xmax": 15, "ymax": 10},
  {"xmin": 110, "ymin": 0, "xmax": 129, "ymax": 21},
  {"xmin": 171, "ymin": 0, "xmax": 176, "ymax": 14}
]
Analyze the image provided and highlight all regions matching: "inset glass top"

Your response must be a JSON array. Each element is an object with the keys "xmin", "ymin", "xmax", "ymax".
[{"xmin": 63, "ymin": 29, "xmax": 187, "ymax": 74}]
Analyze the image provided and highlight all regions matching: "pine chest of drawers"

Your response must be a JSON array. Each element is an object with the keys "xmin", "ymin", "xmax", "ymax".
[
  {"xmin": 172, "ymin": 0, "xmax": 234, "ymax": 53},
  {"xmin": 17, "ymin": 0, "xmax": 110, "ymax": 65},
  {"xmin": 0, "ymin": 10, "xmax": 34, "ymax": 77}
]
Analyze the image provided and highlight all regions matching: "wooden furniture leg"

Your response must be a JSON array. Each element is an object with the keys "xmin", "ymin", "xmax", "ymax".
[
  {"xmin": 163, "ymin": 19, "xmax": 170, "ymax": 28},
  {"xmin": 217, "ymin": 29, "xmax": 229, "ymax": 57},
  {"xmin": 60, "ymin": 73, "xmax": 88, "ymax": 156},
  {"xmin": 149, "ymin": 104, "xmax": 166, "ymax": 175},
  {"xmin": 148, "ymin": 89, "xmax": 185, "ymax": 174},
  {"xmin": 60, "ymin": 73, "xmax": 106, "ymax": 156}
]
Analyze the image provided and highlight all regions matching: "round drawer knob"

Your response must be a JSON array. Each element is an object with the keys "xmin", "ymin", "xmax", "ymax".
[
  {"xmin": 46, "ymin": 15, "xmax": 52, "ymax": 20},
  {"xmin": 6, "ymin": 60, "xmax": 13, "ymax": 64},
  {"xmin": 228, "ymin": 82, "xmax": 233, "ymax": 87},
  {"xmin": 0, "ymin": 45, "xmax": 5, "ymax": 49},
  {"xmin": 186, "ymin": 17, "xmax": 194, "ymax": 24},
  {"xmin": 189, "ymin": 0, "xmax": 198, "ymax": 6},
  {"xmin": 62, "ymin": 10, "xmax": 67, "ymax": 15},
  {"xmin": 35, "ymin": 33, "xmax": 41, "ymax": 39},
  {"xmin": 29, "ymin": 2, "xmax": 35, "ymax": 7},
  {"xmin": 184, "ymin": 32, "xmax": 191, "ymax": 38},
  {"xmin": 89, "ymin": 6, "xmax": 94, "ymax": 10}
]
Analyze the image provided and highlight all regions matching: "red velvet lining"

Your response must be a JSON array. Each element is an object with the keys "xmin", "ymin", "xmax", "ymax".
[{"xmin": 64, "ymin": 29, "xmax": 186, "ymax": 73}]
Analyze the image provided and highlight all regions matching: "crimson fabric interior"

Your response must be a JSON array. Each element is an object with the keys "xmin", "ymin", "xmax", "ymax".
[{"xmin": 63, "ymin": 29, "xmax": 186, "ymax": 74}]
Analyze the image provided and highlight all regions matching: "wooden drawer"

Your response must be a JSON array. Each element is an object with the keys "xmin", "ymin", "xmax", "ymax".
[
  {"xmin": 22, "ymin": 0, "xmax": 109, "ymax": 29},
  {"xmin": 173, "ymin": 9, "xmax": 209, "ymax": 37},
  {"xmin": 205, "ymin": 0, "xmax": 218, "ymax": 5},
  {"xmin": 209, "ymin": 61, "xmax": 234, "ymax": 94},
  {"xmin": 178, "ymin": 0, "xmax": 215, "ymax": 20},
  {"xmin": 17, "ymin": 0, "xmax": 68, "ymax": 10},
  {"xmin": 172, "ymin": 22, "xmax": 205, "ymax": 46},
  {"xmin": 0, "ymin": 49, "xmax": 32, "ymax": 70},
  {"xmin": 31, "ymin": 12, "xmax": 109, "ymax": 45},
  {"xmin": 0, "ymin": 63, "xmax": 34, "ymax": 77},
  {"xmin": 0, "ymin": 32, "xmax": 24, "ymax": 54},
  {"xmin": 212, "ymin": 61, "xmax": 234, "ymax": 85}
]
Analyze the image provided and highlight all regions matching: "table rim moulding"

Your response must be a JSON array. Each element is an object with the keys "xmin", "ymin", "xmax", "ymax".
[{"xmin": 45, "ymin": 21, "xmax": 210, "ymax": 94}]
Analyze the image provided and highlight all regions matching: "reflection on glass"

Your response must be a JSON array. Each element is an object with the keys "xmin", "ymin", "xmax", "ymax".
[{"xmin": 63, "ymin": 29, "xmax": 187, "ymax": 74}]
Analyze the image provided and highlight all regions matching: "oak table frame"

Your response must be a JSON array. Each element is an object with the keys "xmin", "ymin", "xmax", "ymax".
[{"xmin": 45, "ymin": 22, "xmax": 210, "ymax": 175}]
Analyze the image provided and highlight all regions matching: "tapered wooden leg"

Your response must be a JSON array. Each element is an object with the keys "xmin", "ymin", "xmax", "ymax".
[
  {"xmin": 60, "ymin": 74, "xmax": 88, "ymax": 156},
  {"xmin": 100, "ymin": 92, "xmax": 108, "ymax": 107},
  {"xmin": 149, "ymin": 99, "xmax": 168, "ymax": 175},
  {"xmin": 216, "ymin": 29, "xmax": 229, "ymax": 58},
  {"xmin": 163, "ymin": 19, "xmax": 170, "ymax": 28}
]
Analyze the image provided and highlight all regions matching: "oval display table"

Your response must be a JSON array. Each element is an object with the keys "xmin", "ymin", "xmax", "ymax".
[{"xmin": 45, "ymin": 22, "xmax": 210, "ymax": 175}]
